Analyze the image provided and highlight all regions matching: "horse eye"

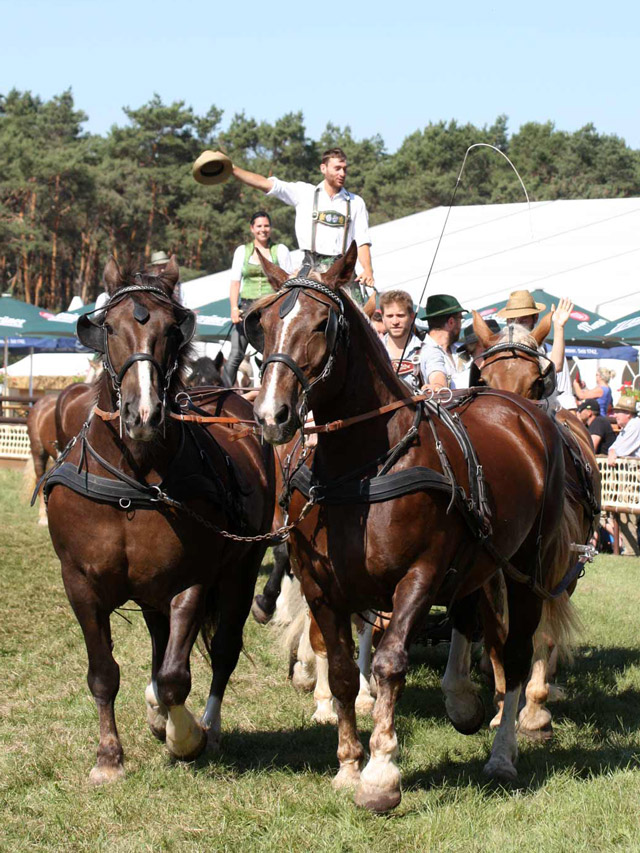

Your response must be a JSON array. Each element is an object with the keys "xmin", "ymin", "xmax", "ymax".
[
  {"xmin": 104, "ymin": 323, "xmax": 113, "ymax": 335},
  {"xmin": 314, "ymin": 319, "xmax": 328, "ymax": 334}
]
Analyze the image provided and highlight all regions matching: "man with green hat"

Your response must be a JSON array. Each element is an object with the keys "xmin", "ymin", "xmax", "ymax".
[{"xmin": 418, "ymin": 294, "xmax": 467, "ymax": 391}]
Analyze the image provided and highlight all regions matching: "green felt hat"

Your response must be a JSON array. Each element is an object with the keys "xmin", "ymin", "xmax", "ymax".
[{"xmin": 420, "ymin": 294, "xmax": 467, "ymax": 320}]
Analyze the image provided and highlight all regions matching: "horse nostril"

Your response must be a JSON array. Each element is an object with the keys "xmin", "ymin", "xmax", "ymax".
[{"xmin": 274, "ymin": 404, "xmax": 290, "ymax": 426}]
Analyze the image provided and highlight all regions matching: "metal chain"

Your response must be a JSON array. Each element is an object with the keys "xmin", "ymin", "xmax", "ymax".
[{"xmin": 152, "ymin": 488, "xmax": 316, "ymax": 543}]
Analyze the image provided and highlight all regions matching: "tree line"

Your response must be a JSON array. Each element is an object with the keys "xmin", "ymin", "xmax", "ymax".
[{"xmin": 1, "ymin": 89, "xmax": 639, "ymax": 309}]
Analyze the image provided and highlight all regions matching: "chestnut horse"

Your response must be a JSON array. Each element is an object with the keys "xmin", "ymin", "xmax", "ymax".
[
  {"xmin": 26, "ymin": 394, "xmax": 59, "ymax": 525},
  {"xmin": 248, "ymin": 243, "xmax": 575, "ymax": 812},
  {"xmin": 471, "ymin": 311, "xmax": 600, "ymax": 736},
  {"xmin": 44, "ymin": 257, "xmax": 274, "ymax": 783}
]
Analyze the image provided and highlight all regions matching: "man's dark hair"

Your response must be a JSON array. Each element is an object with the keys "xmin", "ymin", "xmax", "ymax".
[
  {"xmin": 250, "ymin": 211, "xmax": 271, "ymax": 225},
  {"xmin": 428, "ymin": 313, "xmax": 459, "ymax": 331},
  {"xmin": 321, "ymin": 147, "xmax": 347, "ymax": 165}
]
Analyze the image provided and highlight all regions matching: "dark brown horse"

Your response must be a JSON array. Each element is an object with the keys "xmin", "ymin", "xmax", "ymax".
[
  {"xmin": 248, "ymin": 243, "xmax": 575, "ymax": 812},
  {"xmin": 44, "ymin": 257, "xmax": 275, "ymax": 784},
  {"xmin": 471, "ymin": 311, "xmax": 600, "ymax": 737},
  {"xmin": 26, "ymin": 394, "xmax": 59, "ymax": 525}
]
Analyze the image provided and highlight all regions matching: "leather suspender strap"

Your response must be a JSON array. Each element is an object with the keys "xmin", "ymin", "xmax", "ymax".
[{"xmin": 311, "ymin": 186, "xmax": 351, "ymax": 256}]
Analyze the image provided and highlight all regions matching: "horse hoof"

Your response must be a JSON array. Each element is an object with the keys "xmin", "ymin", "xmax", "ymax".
[
  {"xmin": 166, "ymin": 707, "xmax": 208, "ymax": 761},
  {"xmin": 311, "ymin": 705, "xmax": 338, "ymax": 725},
  {"xmin": 483, "ymin": 756, "xmax": 518, "ymax": 784},
  {"xmin": 332, "ymin": 761, "xmax": 362, "ymax": 791},
  {"xmin": 89, "ymin": 763, "xmax": 125, "ymax": 785},
  {"xmin": 251, "ymin": 595, "xmax": 274, "ymax": 625},
  {"xmin": 145, "ymin": 683, "xmax": 168, "ymax": 741},
  {"xmin": 205, "ymin": 728, "xmax": 221, "ymax": 755},
  {"xmin": 355, "ymin": 693, "xmax": 376, "ymax": 715},
  {"xmin": 354, "ymin": 782, "xmax": 402, "ymax": 813},
  {"xmin": 449, "ymin": 694, "xmax": 485, "ymax": 735},
  {"xmin": 292, "ymin": 662, "xmax": 316, "ymax": 692}
]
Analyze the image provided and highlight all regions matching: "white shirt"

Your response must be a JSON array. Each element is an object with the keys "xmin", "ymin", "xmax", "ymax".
[
  {"xmin": 383, "ymin": 332, "xmax": 423, "ymax": 391},
  {"xmin": 611, "ymin": 416, "xmax": 640, "ymax": 458},
  {"xmin": 420, "ymin": 335, "xmax": 466, "ymax": 388},
  {"xmin": 230, "ymin": 243, "xmax": 293, "ymax": 286},
  {"xmin": 267, "ymin": 178, "xmax": 371, "ymax": 255}
]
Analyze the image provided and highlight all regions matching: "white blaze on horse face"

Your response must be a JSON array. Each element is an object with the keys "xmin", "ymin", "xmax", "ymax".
[
  {"xmin": 136, "ymin": 359, "xmax": 154, "ymax": 423},
  {"xmin": 259, "ymin": 299, "xmax": 303, "ymax": 424}
]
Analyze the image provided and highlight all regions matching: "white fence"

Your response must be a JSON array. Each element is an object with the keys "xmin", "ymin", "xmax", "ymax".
[
  {"xmin": 597, "ymin": 456, "xmax": 640, "ymax": 514},
  {"xmin": 0, "ymin": 424, "xmax": 30, "ymax": 460}
]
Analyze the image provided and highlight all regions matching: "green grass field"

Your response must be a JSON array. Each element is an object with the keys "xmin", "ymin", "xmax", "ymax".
[{"xmin": 1, "ymin": 468, "xmax": 640, "ymax": 852}]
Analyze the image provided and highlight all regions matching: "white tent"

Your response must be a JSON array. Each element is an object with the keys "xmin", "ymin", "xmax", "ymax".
[
  {"xmin": 181, "ymin": 197, "xmax": 640, "ymax": 320},
  {"xmin": 7, "ymin": 352, "xmax": 92, "ymax": 378}
]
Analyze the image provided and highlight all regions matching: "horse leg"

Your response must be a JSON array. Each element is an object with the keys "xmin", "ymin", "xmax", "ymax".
[
  {"xmin": 441, "ymin": 592, "xmax": 485, "ymax": 734},
  {"xmin": 354, "ymin": 614, "xmax": 376, "ymax": 715},
  {"xmin": 355, "ymin": 566, "xmax": 436, "ymax": 813},
  {"xmin": 62, "ymin": 568, "xmax": 124, "ymax": 784},
  {"xmin": 479, "ymin": 575, "xmax": 509, "ymax": 730},
  {"xmin": 201, "ymin": 554, "xmax": 262, "ymax": 752},
  {"xmin": 156, "ymin": 585, "xmax": 207, "ymax": 761},
  {"xmin": 252, "ymin": 541, "xmax": 289, "ymax": 624},
  {"xmin": 307, "ymin": 601, "xmax": 365, "ymax": 791},
  {"xmin": 310, "ymin": 614, "xmax": 337, "ymax": 724},
  {"xmin": 142, "ymin": 609, "xmax": 170, "ymax": 741},
  {"xmin": 291, "ymin": 610, "xmax": 317, "ymax": 691},
  {"xmin": 483, "ymin": 584, "xmax": 542, "ymax": 783}
]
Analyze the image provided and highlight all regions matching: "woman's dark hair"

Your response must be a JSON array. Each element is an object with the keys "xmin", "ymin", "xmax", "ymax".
[{"xmin": 250, "ymin": 211, "xmax": 272, "ymax": 225}]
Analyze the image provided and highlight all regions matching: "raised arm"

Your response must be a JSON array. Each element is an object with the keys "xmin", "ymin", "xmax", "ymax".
[
  {"xmin": 232, "ymin": 165, "xmax": 274, "ymax": 194},
  {"xmin": 356, "ymin": 244, "xmax": 375, "ymax": 288},
  {"xmin": 548, "ymin": 296, "xmax": 573, "ymax": 372}
]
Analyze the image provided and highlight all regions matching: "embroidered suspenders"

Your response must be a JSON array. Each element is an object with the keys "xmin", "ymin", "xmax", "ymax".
[{"xmin": 311, "ymin": 187, "xmax": 351, "ymax": 255}]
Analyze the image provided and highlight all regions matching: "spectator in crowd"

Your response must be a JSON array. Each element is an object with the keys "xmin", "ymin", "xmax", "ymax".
[
  {"xmin": 370, "ymin": 308, "xmax": 385, "ymax": 340},
  {"xmin": 227, "ymin": 146, "xmax": 374, "ymax": 304},
  {"xmin": 573, "ymin": 368, "xmax": 615, "ymax": 416},
  {"xmin": 607, "ymin": 396, "xmax": 640, "ymax": 464},
  {"xmin": 497, "ymin": 290, "xmax": 575, "ymax": 409},
  {"xmin": 223, "ymin": 212, "xmax": 292, "ymax": 387},
  {"xmin": 577, "ymin": 399, "xmax": 616, "ymax": 454},
  {"xmin": 379, "ymin": 290, "xmax": 423, "ymax": 391},
  {"xmin": 419, "ymin": 294, "xmax": 467, "ymax": 390}
]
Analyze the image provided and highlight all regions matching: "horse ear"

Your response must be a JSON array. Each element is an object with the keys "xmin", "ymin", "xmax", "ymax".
[
  {"xmin": 531, "ymin": 311, "xmax": 553, "ymax": 346},
  {"xmin": 103, "ymin": 257, "xmax": 123, "ymax": 294},
  {"xmin": 472, "ymin": 311, "xmax": 497, "ymax": 349},
  {"xmin": 323, "ymin": 241, "xmax": 359, "ymax": 290},
  {"xmin": 213, "ymin": 350, "xmax": 224, "ymax": 370},
  {"xmin": 159, "ymin": 255, "xmax": 180, "ymax": 294},
  {"xmin": 257, "ymin": 252, "xmax": 289, "ymax": 291}
]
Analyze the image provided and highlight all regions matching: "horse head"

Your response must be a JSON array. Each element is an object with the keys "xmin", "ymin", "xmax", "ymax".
[
  {"xmin": 471, "ymin": 310, "xmax": 555, "ymax": 400},
  {"xmin": 77, "ymin": 256, "xmax": 195, "ymax": 440},
  {"xmin": 188, "ymin": 352, "xmax": 224, "ymax": 387},
  {"xmin": 249, "ymin": 242, "xmax": 358, "ymax": 444}
]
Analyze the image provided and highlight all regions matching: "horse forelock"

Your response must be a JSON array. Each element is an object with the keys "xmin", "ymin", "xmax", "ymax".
[{"xmin": 494, "ymin": 324, "xmax": 547, "ymax": 372}]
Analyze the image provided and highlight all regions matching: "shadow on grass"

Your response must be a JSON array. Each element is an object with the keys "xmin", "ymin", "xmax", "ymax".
[{"xmin": 191, "ymin": 642, "xmax": 640, "ymax": 798}]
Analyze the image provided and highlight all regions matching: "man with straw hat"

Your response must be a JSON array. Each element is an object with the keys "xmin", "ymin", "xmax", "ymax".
[
  {"xmin": 418, "ymin": 294, "xmax": 467, "ymax": 391},
  {"xmin": 497, "ymin": 289, "xmax": 575, "ymax": 409},
  {"xmin": 607, "ymin": 395, "xmax": 640, "ymax": 464},
  {"xmin": 192, "ymin": 147, "xmax": 374, "ymax": 302}
]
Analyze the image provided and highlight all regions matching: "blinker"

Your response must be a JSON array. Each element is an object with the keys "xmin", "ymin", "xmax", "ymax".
[{"xmin": 279, "ymin": 288, "xmax": 300, "ymax": 318}]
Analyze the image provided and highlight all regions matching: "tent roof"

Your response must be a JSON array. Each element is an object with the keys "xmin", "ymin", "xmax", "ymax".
[
  {"xmin": 7, "ymin": 352, "xmax": 92, "ymax": 377},
  {"xmin": 181, "ymin": 197, "xmax": 640, "ymax": 320}
]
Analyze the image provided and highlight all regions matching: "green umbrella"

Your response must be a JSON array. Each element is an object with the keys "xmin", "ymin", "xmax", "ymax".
[
  {"xmin": 598, "ymin": 310, "xmax": 640, "ymax": 345},
  {"xmin": 471, "ymin": 289, "xmax": 614, "ymax": 344},
  {"xmin": 192, "ymin": 298, "xmax": 233, "ymax": 341},
  {"xmin": 0, "ymin": 294, "xmax": 53, "ymax": 336}
]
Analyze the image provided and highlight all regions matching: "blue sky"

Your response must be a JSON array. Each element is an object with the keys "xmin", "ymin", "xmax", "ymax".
[{"xmin": 2, "ymin": 0, "xmax": 639, "ymax": 152}]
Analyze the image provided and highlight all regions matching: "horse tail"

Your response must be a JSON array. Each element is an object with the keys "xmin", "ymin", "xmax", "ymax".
[
  {"xmin": 21, "ymin": 456, "xmax": 37, "ymax": 502},
  {"xmin": 537, "ymin": 496, "xmax": 584, "ymax": 664}
]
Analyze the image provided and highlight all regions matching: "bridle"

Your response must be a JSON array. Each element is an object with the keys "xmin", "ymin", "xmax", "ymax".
[
  {"xmin": 244, "ymin": 276, "xmax": 348, "ymax": 422},
  {"xmin": 76, "ymin": 280, "xmax": 196, "ymax": 420},
  {"xmin": 471, "ymin": 340, "xmax": 556, "ymax": 400}
]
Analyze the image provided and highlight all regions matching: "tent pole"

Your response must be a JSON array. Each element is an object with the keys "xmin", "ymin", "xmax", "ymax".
[{"xmin": 29, "ymin": 347, "xmax": 34, "ymax": 397}]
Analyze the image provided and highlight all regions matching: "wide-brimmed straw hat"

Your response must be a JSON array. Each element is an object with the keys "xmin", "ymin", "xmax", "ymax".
[
  {"xmin": 149, "ymin": 251, "xmax": 170, "ymax": 266},
  {"xmin": 420, "ymin": 294, "xmax": 467, "ymax": 320},
  {"xmin": 612, "ymin": 396, "xmax": 638, "ymax": 415},
  {"xmin": 496, "ymin": 290, "xmax": 546, "ymax": 319},
  {"xmin": 193, "ymin": 150, "xmax": 233, "ymax": 185}
]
